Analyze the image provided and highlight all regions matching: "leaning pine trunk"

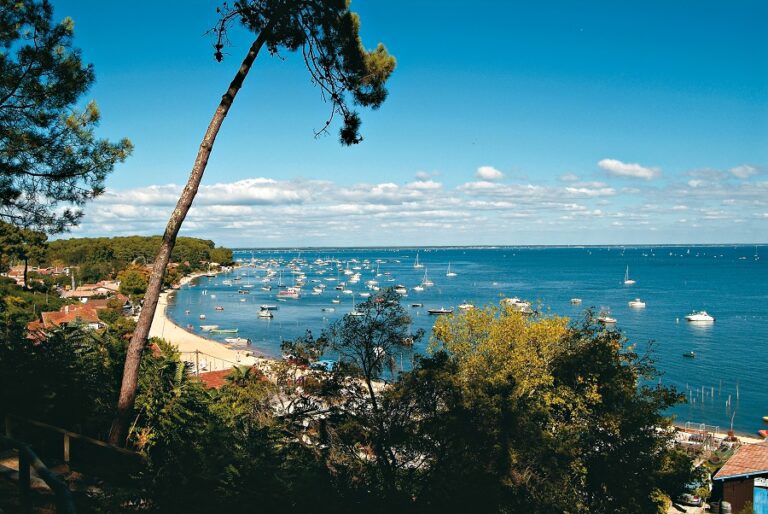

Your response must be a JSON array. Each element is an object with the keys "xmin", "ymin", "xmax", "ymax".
[{"xmin": 109, "ymin": 32, "xmax": 270, "ymax": 446}]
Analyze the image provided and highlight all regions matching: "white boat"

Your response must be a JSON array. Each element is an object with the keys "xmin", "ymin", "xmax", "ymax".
[
  {"xmin": 277, "ymin": 287, "xmax": 300, "ymax": 299},
  {"xmin": 394, "ymin": 285, "xmax": 408, "ymax": 295},
  {"xmin": 199, "ymin": 314, "xmax": 206, "ymax": 320},
  {"xmin": 359, "ymin": 292, "xmax": 370, "ymax": 298},
  {"xmin": 446, "ymin": 263, "xmax": 457, "ymax": 277},
  {"xmin": 597, "ymin": 315, "xmax": 617, "ymax": 324},
  {"xmin": 458, "ymin": 302, "xmax": 474, "ymax": 310},
  {"xmin": 428, "ymin": 307, "xmax": 453, "ymax": 315},
  {"xmin": 414, "ymin": 252, "xmax": 424, "ymax": 269},
  {"xmin": 331, "ymin": 296, "xmax": 341, "ymax": 304},
  {"xmin": 258, "ymin": 309, "xmax": 273, "ymax": 318},
  {"xmin": 260, "ymin": 304, "xmax": 278, "ymax": 310},
  {"xmin": 623, "ymin": 266, "xmax": 636, "ymax": 285},
  {"xmin": 413, "ymin": 284, "xmax": 424, "ymax": 292},
  {"xmin": 570, "ymin": 298, "xmax": 582, "ymax": 304},
  {"xmin": 224, "ymin": 337, "xmax": 250, "ymax": 344},
  {"xmin": 321, "ymin": 307, "xmax": 336, "ymax": 312},
  {"xmin": 628, "ymin": 298, "xmax": 646, "ymax": 308},
  {"xmin": 685, "ymin": 311, "xmax": 714, "ymax": 322},
  {"xmin": 199, "ymin": 324, "xmax": 219, "ymax": 331},
  {"xmin": 422, "ymin": 268, "xmax": 434, "ymax": 287},
  {"xmin": 503, "ymin": 297, "xmax": 532, "ymax": 313}
]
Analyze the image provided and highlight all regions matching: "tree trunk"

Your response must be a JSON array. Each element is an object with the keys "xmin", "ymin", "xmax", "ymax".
[
  {"xmin": 23, "ymin": 257, "xmax": 28, "ymax": 289},
  {"xmin": 108, "ymin": 32, "xmax": 270, "ymax": 446}
]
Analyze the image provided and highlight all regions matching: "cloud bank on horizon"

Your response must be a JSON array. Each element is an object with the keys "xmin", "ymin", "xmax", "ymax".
[{"xmin": 70, "ymin": 161, "xmax": 765, "ymax": 247}]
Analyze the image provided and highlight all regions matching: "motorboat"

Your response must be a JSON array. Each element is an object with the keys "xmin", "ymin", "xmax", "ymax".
[
  {"xmin": 412, "ymin": 285, "xmax": 424, "ymax": 292},
  {"xmin": 215, "ymin": 306, "xmax": 224, "ymax": 311},
  {"xmin": 277, "ymin": 287, "xmax": 300, "ymax": 299},
  {"xmin": 597, "ymin": 315, "xmax": 617, "ymax": 324},
  {"xmin": 331, "ymin": 297, "xmax": 341, "ymax": 304},
  {"xmin": 503, "ymin": 297, "xmax": 532, "ymax": 313},
  {"xmin": 199, "ymin": 324, "xmax": 219, "ymax": 331},
  {"xmin": 428, "ymin": 307, "xmax": 454, "ymax": 315},
  {"xmin": 411, "ymin": 303, "xmax": 423, "ymax": 308},
  {"xmin": 349, "ymin": 310, "xmax": 365, "ymax": 317},
  {"xmin": 210, "ymin": 328, "xmax": 238, "ymax": 334},
  {"xmin": 628, "ymin": 298, "xmax": 646, "ymax": 308},
  {"xmin": 225, "ymin": 337, "xmax": 250, "ymax": 345},
  {"xmin": 682, "ymin": 351, "xmax": 696, "ymax": 358},
  {"xmin": 199, "ymin": 314, "xmax": 206, "ymax": 320},
  {"xmin": 458, "ymin": 302, "xmax": 474, "ymax": 310},
  {"xmin": 258, "ymin": 309, "xmax": 273, "ymax": 318},
  {"xmin": 321, "ymin": 307, "xmax": 336, "ymax": 312},
  {"xmin": 685, "ymin": 311, "xmax": 714, "ymax": 322},
  {"xmin": 570, "ymin": 298, "xmax": 582, "ymax": 305},
  {"xmin": 394, "ymin": 285, "xmax": 408, "ymax": 295}
]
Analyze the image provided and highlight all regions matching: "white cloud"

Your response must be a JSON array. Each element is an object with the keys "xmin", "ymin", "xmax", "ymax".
[
  {"xmin": 729, "ymin": 165, "xmax": 758, "ymax": 179},
  {"xmin": 559, "ymin": 173, "xmax": 579, "ymax": 182},
  {"xmin": 415, "ymin": 170, "xmax": 440, "ymax": 180},
  {"xmin": 598, "ymin": 158, "xmax": 660, "ymax": 180},
  {"xmin": 475, "ymin": 165, "xmax": 504, "ymax": 181}
]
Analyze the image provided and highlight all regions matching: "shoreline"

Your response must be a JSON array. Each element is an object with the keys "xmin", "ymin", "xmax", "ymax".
[{"xmin": 149, "ymin": 270, "xmax": 276, "ymax": 373}]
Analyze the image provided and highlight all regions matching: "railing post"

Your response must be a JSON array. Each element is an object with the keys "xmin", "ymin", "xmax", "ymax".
[
  {"xmin": 195, "ymin": 350, "xmax": 200, "ymax": 376},
  {"xmin": 19, "ymin": 449, "xmax": 31, "ymax": 513},
  {"xmin": 63, "ymin": 433, "xmax": 70, "ymax": 463}
]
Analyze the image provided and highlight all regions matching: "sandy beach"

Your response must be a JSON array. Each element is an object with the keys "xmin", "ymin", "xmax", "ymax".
[{"xmin": 148, "ymin": 272, "xmax": 274, "ymax": 373}]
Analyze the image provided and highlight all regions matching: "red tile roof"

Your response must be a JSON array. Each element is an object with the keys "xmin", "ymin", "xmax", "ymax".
[
  {"xmin": 196, "ymin": 369, "xmax": 234, "ymax": 389},
  {"xmin": 715, "ymin": 443, "xmax": 768, "ymax": 480},
  {"xmin": 40, "ymin": 304, "xmax": 102, "ymax": 329}
]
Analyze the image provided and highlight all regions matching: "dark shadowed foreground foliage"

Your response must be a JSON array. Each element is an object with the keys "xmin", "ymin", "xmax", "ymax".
[{"xmin": 0, "ymin": 289, "xmax": 694, "ymax": 513}]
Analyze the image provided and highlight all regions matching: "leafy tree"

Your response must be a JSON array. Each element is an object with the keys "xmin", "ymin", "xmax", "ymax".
[
  {"xmin": 0, "ymin": 221, "xmax": 47, "ymax": 287},
  {"xmin": 117, "ymin": 265, "xmax": 149, "ymax": 301},
  {"xmin": 0, "ymin": 0, "xmax": 132, "ymax": 232},
  {"xmin": 111, "ymin": 0, "xmax": 396, "ymax": 445}
]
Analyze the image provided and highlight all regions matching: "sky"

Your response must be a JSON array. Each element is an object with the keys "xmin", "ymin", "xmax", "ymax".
[{"xmin": 51, "ymin": 0, "xmax": 767, "ymax": 246}]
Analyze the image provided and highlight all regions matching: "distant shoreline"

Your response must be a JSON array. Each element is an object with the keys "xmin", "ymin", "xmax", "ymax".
[{"xmin": 229, "ymin": 243, "xmax": 767, "ymax": 251}]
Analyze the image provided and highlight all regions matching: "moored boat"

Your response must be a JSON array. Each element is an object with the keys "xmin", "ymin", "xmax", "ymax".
[
  {"xmin": 570, "ymin": 298, "xmax": 582, "ymax": 304},
  {"xmin": 685, "ymin": 311, "xmax": 714, "ymax": 322},
  {"xmin": 199, "ymin": 324, "xmax": 219, "ymax": 331},
  {"xmin": 225, "ymin": 337, "xmax": 250, "ymax": 344},
  {"xmin": 428, "ymin": 307, "xmax": 454, "ymax": 315},
  {"xmin": 628, "ymin": 298, "xmax": 646, "ymax": 308}
]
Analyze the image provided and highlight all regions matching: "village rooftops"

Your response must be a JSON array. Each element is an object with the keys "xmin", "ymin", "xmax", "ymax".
[{"xmin": 714, "ymin": 443, "xmax": 768, "ymax": 481}]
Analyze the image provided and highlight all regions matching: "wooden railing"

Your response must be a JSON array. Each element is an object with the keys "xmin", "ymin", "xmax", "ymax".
[{"xmin": 0, "ymin": 433, "xmax": 76, "ymax": 514}]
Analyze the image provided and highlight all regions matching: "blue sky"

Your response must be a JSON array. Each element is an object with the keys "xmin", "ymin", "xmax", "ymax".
[{"xmin": 52, "ymin": 1, "xmax": 767, "ymax": 246}]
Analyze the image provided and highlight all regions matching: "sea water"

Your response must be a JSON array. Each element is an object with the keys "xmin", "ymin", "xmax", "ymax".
[{"xmin": 166, "ymin": 245, "xmax": 767, "ymax": 434}]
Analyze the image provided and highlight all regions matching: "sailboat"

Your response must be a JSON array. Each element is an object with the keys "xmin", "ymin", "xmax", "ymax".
[
  {"xmin": 422, "ymin": 267, "xmax": 434, "ymax": 287},
  {"xmin": 413, "ymin": 252, "xmax": 424, "ymax": 269},
  {"xmin": 349, "ymin": 293, "xmax": 365, "ymax": 316},
  {"xmin": 623, "ymin": 266, "xmax": 636, "ymax": 285},
  {"xmin": 446, "ymin": 262, "xmax": 457, "ymax": 277}
]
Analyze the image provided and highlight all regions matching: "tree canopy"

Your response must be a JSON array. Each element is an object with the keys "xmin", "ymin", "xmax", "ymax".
[{"xmin": 0, "ymin": 0, "xmax": 132, "ymax": 232}]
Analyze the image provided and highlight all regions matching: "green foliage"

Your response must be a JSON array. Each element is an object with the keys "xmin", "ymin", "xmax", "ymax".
[
  {"xmin": 117, "ymin": 265, "xmax": 149, "ymax": 301},
  {"xmin": 0, "ymin": 0, "xmax": 132, "ymax": 232},
  {"xmin": 0, "ymin": 326, "xmax": 124, "ymax": 436},
  {"xmin": 216, "ymin": 0, "xmax": 396, "ymax": 144},
  {"xmin": 0, "ymin": 276, "xmax": 67, "ymax": 339},
  {"xmin": 45, "ymin": 235, "xmax": 233, "ymax": 282}
]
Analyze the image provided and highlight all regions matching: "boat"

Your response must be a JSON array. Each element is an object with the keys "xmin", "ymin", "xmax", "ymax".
[
  {"xmin": 628, "ymin": 298, "xmax": 646, "ymax": 308},
  {"xmin": 261, "ymin": 286, "xmax": 272, "ymax": 292},
  {"xmin": 260, "ymin": 304, "xmax": 278, "ymax": 310},
  {"xmin": 421, "ymin": 268, "xmax": 434, "ymax": 287},
  {"xmin": 458, "ymin": 302, "xmax": 474, "ymax": 310},
  {"xmin": 414, "ymin": 252, "xmax": 424, "ymax": 269},
  {"xmin": 321, "ymin": 307, "xmax": 336, "ymax": 312},
  {"xmin": 446, "ymin": 263, "xmax": 457, "ymax": 277},
  {"xmin": 623, "ymin": 266, "xmax": 636, "ymax": 285},
  {"xmin": 758, "ymin": 430, "xmax": 768, "ymax": 439},
  {"xmin": 428, "ymin": 307, "xmax": 453, "ymax": 315},
  {"xmin": 412, "ymin": 284, "xmax": 424, "ymax": 292},
  {"xmin": 685, "ymin": 311, "xmax": 715, "ymax": 322},
  {"xmin": 411, "ymin": 303, "xmax": 423, "ymax": 308},
  {"xmin": 394, "ymin": 285, "xmax": 408, "ymax": 295},
  {"xmin": 570, "ymin": 298, "xmax": 582, "ymax": 305},
  {"xmin": 210, "ymin": 328, "xmax": 238, "ymax": 334},
  {"xmin": 238, "ymin": 290, "xmax": 250, "ymax": 295},
  {"xmin": 597, "ymin": 315, "xmax": 617, "ymax": 324},
  {"xmin": 199, "ymin": 324, "xmax": 219, "ymax": 331},
  {"xmin": 331, "ymin": 296, "xmax": 341, "ymax": 304},
  {"xmin": 503, "ymin": 297, "xmax": 532, "ymax": 313},
  {"xmin": 258, "ymin": 309, "xmax": 273, "ymax": 318},
  {"xmin": 349, "ymin": 311, "xmax": 366, "ymax": 317},
  {"xmin": 682, "ymin": 351, "xmax": 696, "ymax": 358},
  {"xmin": 225, "ymin": 337, "xmax": 250, "ymax": 344},
  {"xmin": 277, "ymin": 287, "xmax": 300, "ymax": 299},
  {"xmin": 199, "ymin": 314, "xmax": 206, "ymax": 320},
  {"xmin": 185, "ymin": 309, "xmax": 191, "ymax": 315},
  {"xmin": 763, "ymin": 416, "xmax": 768, "ymax": 423},
  {"xmin": 215, "ymin": 306, "xmax": 224, "ymax": 311}
]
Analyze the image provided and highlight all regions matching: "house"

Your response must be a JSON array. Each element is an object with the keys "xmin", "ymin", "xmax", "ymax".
[
  {"xmin": 39, "ymin": 304, "xmax": 105, "ymax": 331},
  {"xmin": 61, "ymin": 280, "xmax": 121, "ymax": 301},
  {"xmin": 712, "ymin": 443, "xmax": 768, "ymax": 513}
]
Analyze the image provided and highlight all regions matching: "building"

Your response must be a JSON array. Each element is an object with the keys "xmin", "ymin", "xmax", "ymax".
[
  {"xmin": 712, "ymin": 443, "xmax": 768, "ymax": 513},
  {"xmin": 61, "ymin": 280, "xmax": 121, "ymax": 302}
]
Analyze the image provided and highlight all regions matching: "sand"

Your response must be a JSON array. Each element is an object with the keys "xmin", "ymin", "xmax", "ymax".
[{"xmin": 148, "ymin": 272, "xmax": 274, "ymax": 373}]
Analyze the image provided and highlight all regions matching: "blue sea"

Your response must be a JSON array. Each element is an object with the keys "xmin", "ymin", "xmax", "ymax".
[{"xmin": 165, "ymin": 245, "xmax": 768, "ymax": 434}]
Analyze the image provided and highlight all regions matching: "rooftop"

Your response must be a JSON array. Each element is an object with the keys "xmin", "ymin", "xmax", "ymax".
[{"xmin": 714, "ymin": 443, "xmax": 768, "ymax": 480}]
